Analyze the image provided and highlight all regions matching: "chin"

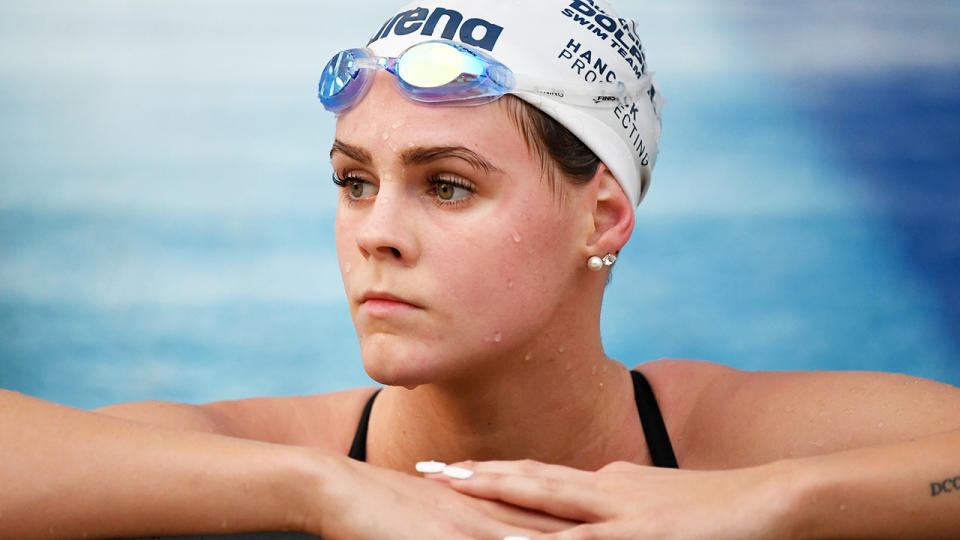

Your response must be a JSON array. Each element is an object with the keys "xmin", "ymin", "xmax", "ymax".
[{"xmin": 359, "ymin": 336, "xmax": 445, "ymax": 388}]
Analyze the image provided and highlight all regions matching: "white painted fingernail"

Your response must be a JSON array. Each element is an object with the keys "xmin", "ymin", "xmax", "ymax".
[
  {"xmin": 415, "ymin": 460, "xmax": 447, "ymax": 473},
  {"xmin": 504, "ymin": 536, "xmax": 531, "ymax": 540},
  {"xmin": 442, "ymin": 465, "xmax": 474, "ymax": 479}
]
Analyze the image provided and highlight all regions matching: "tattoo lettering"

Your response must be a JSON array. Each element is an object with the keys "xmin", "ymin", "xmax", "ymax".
[{"xmin": 929, "ymin": 475, "xmax": 960, "ymax": 497}]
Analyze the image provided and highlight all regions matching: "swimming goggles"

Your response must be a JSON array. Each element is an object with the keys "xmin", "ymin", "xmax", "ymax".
[{"xmin": 318, "ymin": 39, "xmax": 652, "ymax": 113}]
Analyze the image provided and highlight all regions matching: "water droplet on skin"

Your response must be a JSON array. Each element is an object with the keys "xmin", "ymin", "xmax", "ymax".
[
  {"xmin": 599, "ymin": 382, "xmax": 605, "ymax": 390},
  {"xmin": 565, "ymin": 361, "xmax": 572, "ymax": 370},
  {"xmin": 512, "ymin": 231, "xmax": 522, "ymax": 243},
  {"xmin": 344, "ymin": 262, "xmax": 351, "ymax": 273},
  {"xmin": 591, "ymin": 366, "xmax": 597, "ymax": 375},
  {"xmin": 507, "ymin": 280, "xmax": 514, "ymax": 289},
  {"xmin": 493, "ymin": 331, "xmax": 502, "ymax": 343},
  {"xmin": 558, "ymin": 345, "xmax": 565, "ymax": 354},
  {"xmin": 524, "ymin": 352, "xmax": 533, "ymax": 361},
  {"xmin": 381, "ymin": 131, "xmax": 390, "ymax": 140},
  {"xmin": 391, "ymin": 120, "xmax": 402, "ymax": 129},
  {"xmin": 877, "ymin": 422, "xmax": 884, "ymax": 429}
]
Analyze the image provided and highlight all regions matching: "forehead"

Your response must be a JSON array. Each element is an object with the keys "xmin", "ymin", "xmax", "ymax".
[{"xmin": 333, "ymin": 73, "xmax": 530, "ymax": 167}]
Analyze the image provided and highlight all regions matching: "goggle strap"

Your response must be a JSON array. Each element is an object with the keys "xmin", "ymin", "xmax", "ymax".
[{"xmin": 512, "ymin": 72, "xmax": 654, "ymax": 108}]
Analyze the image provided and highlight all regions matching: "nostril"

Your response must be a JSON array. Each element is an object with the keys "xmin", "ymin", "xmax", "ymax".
[{"xmin": 389, "ymin": 247, "xmax": 401, "ymax": 258}]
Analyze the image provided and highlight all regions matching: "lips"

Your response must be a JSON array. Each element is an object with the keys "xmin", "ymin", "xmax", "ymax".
[{"xmin": 360, "ymin": 290, "xmax": 422, "ymax": 309}]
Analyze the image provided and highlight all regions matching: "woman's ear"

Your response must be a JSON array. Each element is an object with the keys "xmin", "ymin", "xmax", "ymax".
[{"xmin": 587, "ymin": 163, "xmax": 635, "ymax": 254}]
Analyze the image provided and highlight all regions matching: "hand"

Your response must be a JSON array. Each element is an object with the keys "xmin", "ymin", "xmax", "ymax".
[
  {"xmin": 307, "ymin": 455, "xmax": 576, "ymax": 539},
  {"xmin": 428, "ymin": 459, "xmax": 794, "ymax": 539}
]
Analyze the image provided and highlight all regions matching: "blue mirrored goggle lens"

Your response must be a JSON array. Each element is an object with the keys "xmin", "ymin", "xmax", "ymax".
[
  {"xmin": 318, "ymin": 49, "xmax": 371, "ymax": 112},
  {"xmin": 396, "ymin": 41, "xmax": 484, "ymax": 87}
]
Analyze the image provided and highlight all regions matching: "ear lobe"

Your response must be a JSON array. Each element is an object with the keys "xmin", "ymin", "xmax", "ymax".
[{"xmin": 588, "ymin": 163, "xmax": 635, "ymax": 253}]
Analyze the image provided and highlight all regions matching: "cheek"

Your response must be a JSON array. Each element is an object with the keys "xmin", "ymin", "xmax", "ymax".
[
  {"xmin": 334, "ymin": 214, "xmax": 360, "ymax": 290},
  {"xmin": 435, "ymin": 209, "xmax": 576, "ymax": 337}
]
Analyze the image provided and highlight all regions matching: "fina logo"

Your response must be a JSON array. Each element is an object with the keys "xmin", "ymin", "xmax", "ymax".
[{"xmin": 368, "ymin": 6, "xmax": 504, "ymax": 51}]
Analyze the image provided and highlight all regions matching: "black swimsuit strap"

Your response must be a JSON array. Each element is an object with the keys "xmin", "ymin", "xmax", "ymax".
[
  {"xmin": 631, "ymin": 369, "xmax": 679, "ymax": 468},
  {"xmin": 347, "ymin": 371, "xmax": 679, "ymax": 468},
  {"xmin": 347, "ymin": 389, "xmax": 380, "ymax": 461}
]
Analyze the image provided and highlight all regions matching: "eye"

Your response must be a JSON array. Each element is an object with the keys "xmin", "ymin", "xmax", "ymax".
[
  {"xmin": 428, "ymin": 175, "xmax": 473, "ymax": 203},
  {"xmin": 349, "ymin": 179, "xmax": 375, "ymax": 198},
  {"xmin": 333, "ymin": 173, "xmax": 378, "ymax": 200},
  {"xmin": 436, "ymin": 182, "xmax": 467, "ymax": 201}
]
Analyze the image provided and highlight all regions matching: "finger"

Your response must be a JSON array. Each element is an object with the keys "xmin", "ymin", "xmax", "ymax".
[
  {"xmin": 416, "ymin": 464, "xmax": 579, "ymax": 532},
  {"xmin": 445, "ymin": 499, "xmax": 546, "ymax": 540},
  {"xmin": 471, "ymin": 497, "xmax": 580, "ymax": 533},
  {"xmin": 451, "ymin": 459, "xmax": 591, "ymax": 481},
  {"xmin": 538, "ymin": 522, "xmax": 624, "ymax": 540},
  {"xmin": 448, "ymin": 470, "xmax": 606, "ymax": 523}
]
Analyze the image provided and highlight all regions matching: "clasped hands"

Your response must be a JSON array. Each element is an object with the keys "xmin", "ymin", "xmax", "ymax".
[{"xmin": 321, "ymin": 457, "xmax": 793, "ymax": 539}]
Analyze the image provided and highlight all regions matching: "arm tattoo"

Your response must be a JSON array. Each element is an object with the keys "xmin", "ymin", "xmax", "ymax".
[{"xmin": 929, "ymin": 475, "xmax": 960, "ymax": 497}]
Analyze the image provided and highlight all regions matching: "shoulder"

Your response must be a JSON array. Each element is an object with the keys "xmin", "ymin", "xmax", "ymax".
[
  {"xmin": 201, "ymin": 387, "xmax": 379, "ymax": 453},
  {"xmin": 630, "ymin": 359, "xmax": 738, "ymax": 466},
  {"xmin": 631, "ymin": 360, "xmax": 960, "ymax": 469},
  {"xmin": 97, "ymin": 386, "xmax": 379, "ymax": 454}
]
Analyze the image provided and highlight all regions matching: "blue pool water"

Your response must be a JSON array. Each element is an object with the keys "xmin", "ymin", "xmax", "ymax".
[{"xmin": 1, "ymin": 1, "xmax": 958, "ymax": 409}]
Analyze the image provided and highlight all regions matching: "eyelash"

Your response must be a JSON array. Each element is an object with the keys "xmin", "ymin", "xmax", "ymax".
[
  {"xmin": 331, "ymin": 171, "xmax": 475, "ymax": 207},
  {"xmin": 331, "ymin": 171, "xmax": 359, "ymax": 187}
]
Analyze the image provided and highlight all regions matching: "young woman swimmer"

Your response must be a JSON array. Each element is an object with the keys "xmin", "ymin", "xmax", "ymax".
[{"xmin": 3, "ymin": 1, "xmax": 960, "ymax": 538}]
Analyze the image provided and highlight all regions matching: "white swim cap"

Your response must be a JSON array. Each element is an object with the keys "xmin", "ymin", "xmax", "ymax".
[{"xmin": 364, "ymin": 0, "xmax": 663, "ymax": 206}]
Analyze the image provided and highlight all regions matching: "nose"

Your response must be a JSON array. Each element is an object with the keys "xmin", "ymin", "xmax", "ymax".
[{"xmin": 354, "ymin": 191, "xmax": 420, "ymax": 265}]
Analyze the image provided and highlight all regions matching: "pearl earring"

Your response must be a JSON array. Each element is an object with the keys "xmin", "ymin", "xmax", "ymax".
[{"xmin": 587, "ymin": 253, "xmax": 616, "ymax": 271}]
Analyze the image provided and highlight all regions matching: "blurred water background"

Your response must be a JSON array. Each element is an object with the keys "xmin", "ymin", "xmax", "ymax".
[{"xmin": 1, "ymin": 1, "xmax": 958, "ymax": 409}]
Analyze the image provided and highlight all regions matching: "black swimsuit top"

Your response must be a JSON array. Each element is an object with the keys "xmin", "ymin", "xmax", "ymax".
[{"xmin": 348, "ymin": 369, "xmax": 679, "ymax": 468}]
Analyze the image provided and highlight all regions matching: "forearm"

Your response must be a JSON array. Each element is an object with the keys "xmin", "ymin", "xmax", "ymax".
[
  {"xmin": 780, "ymin": 428, "xmax": 960, "ymax": 539},
  {"xmin": 0, "ymin": 390, "xmax": 332, "ymax": 539}
]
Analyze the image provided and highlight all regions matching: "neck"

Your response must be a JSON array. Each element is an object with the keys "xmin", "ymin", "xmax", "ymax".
[{"xmin": 366, "ymin": 315, "xmax": 648, "ymax": 473}]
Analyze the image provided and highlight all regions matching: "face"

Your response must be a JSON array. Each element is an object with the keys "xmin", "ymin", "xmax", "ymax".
[{"xmin": 331, "ymin": 73, "xmax": 592, "ymax": 387}]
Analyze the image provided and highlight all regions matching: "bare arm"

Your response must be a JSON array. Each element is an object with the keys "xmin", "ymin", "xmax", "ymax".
[
  {"xmin": 0, "ymin": 389, "xmax": 318, "ymax": 538},
  {"xmin": 687, "ymin": 367, "xmax": 960, "ymax": 538},
  {"xmin": 784, "ymin": 427, "xmax": 960, "ymax": 539}
]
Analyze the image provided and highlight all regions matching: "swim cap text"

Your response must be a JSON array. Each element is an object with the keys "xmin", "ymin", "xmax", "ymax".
[
  {"xmin": 560, "ymin": 0, "xmax": 646, "ymax": 80},
  {"xmin": 368, "ymin": 6, "xmax": 503, "ymax": 51}
]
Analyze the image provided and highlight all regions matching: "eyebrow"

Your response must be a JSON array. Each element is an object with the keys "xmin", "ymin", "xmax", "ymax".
[
  {"xmin": 401, "ymin": 146, "xmax": 502, "ymax": 174},
  {"xmin": 330, "ymin": 140, "xmax": 372, "ymax": 164},
  {"xmin": 330, "ymin": 139, "xmax": 501, "ymax": 174}
]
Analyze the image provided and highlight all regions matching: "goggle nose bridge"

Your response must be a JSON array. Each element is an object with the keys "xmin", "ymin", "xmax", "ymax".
[{"xmin": 351, "ymin": 55, "xmax": 395, "ymax": 74}]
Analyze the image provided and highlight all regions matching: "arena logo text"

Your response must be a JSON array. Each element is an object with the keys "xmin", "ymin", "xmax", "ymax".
[{"xmin": 368, "ymin": 6, "xmax": 503, "ymax": 51}]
